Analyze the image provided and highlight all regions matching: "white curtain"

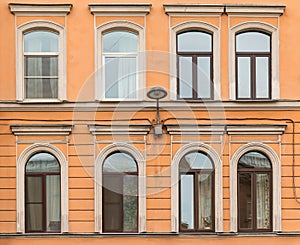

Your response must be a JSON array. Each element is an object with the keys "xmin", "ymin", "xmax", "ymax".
[
  {"xmin": 117, "ymin": 57, "xmax": 136, "ymax": 99},
  {"xmin": 256, "ymin": 174, "xmax": 270, "ymax": 229},
  {"xmin": 46, "ymin": 175, "xmax": 61, "ymax": 232},
  {"xmin": 26, "ymin": 56, "xmax": 58, "ymax": 98},
  {"xmin": 198, "ymin": 173, "xmax": 212, "ymax": 230}
]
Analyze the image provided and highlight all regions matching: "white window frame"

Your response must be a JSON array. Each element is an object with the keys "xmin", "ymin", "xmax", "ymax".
[
  {"xmin": 16, "ymin": 20, "xmax": 66, "ymax": 102},
  {"xmin": 230, "ymin": 142, "xmax": 281, "ymax": 232},
  {"xmin": 229, "ymin": 21, "xmax": 279, "ymax": 100},
  {"xmin": 95, "ymin": 21, "xmax": 145, "ymax": 101},
  {"xmin": 170, "ymin": 21, "xmax": 221, "ymax": 100},
  {"xmin": 16, "ymin": 143, "xmax": 69, "ymax": 233},
  {"xmin": 171, "ymin": 143, "xmax": 223, "ymax": 232},
  {"xmin": 94, "ymin": 143, "xmax": 146, "ymax": 233}
]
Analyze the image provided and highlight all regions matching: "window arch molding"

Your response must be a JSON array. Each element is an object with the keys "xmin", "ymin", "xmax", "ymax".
[
  {"xmin": 230, "ymin": 142, "xmax": 281, "ymax": 232},
  {"xmin": 170, "ymin": 21, "xmax": 221, "ymax": 100},
  {"xmin": 171, "ymin": 142, "xmax": 223, "ymax": 232},
  {"xmin": 16, "ymin": 20, "xmax": 66, "ymax": 102},
  {"xmin": 95, "ymin": 142, "xmax": 146, "ymax": 233},
  {"xmin": 229, "ymin": 21, "xmax": 279, "ymax": 100},
  {"xmin": 95, "ymin": 20, "xmax": 145, "ymax": 101},
  {"xmin": 16, "ymin": 143, "xmax": 68, "ymax": 233}
]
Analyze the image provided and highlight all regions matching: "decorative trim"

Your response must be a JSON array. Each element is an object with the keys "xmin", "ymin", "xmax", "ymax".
[
  {"xmin": 227, "ymin": 124, "xmax": 287, "ymax": 135},
  {"xmin": 95, "ymin": 20, "xmax": 146, "ymax": 101},
  {"xmin": 230, "ymin": 142, "xmax": 282, "ymax": 232},
  {"xmin": 89, "ymin": 3, "xmax": 151, "ymax": 16},
  {"xmin": 11, "ymin": 124, "xmax": 73, "ymax": 136},
  {"xmin": 94, "ymin": 143, "xmax": 146, "ymax": 233},
  {"xmin": 225, "ymin": 4, "xmax": 286, "ymax": 16},
  {"xmin": 228, "ymin": 21, "xmax": 280, "ymax": 100},
  {"xmin": 16, "ymin": 20, "xmax": 67, "ymax": 101},
  {"xmin": 16, "ymin": 143, "xmax": 69, "ymax": 233},
  {"xmin": 169, "ymin": 21, "xmax": 221, "ymax": 101},
  {"xmin": 171, "ymin": 143, "xmax": 223, "ymax": 232},
  {"xmin": 164, "ymin": 4, "xmax": 224, "ymax": 16},
  {"xmin": 89, "ymin": 123, "xmax": 151, "ymax": 136},
  {"xmin": 165, "ymin": 123, "xmax": 225, "ymax": 135},
  {"xmin": 9, "ymin": 3, "xmax": 72, "ymax": 16}
]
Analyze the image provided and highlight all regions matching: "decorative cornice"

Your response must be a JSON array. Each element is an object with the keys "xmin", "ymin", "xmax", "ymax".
[
  {"xmin": 89, "ymin": 122, "xmax": 152, "ymax": 135},
  {"xmin": 10, "ymin": 124, "xmax": 73, "ymax": 136},
  {"xmin": 164, "ymin": 4, "xmax": 224, "ymax": 16},
  {"xmin": 165, "ymin": 123, "xmax": 226, "ymax": 135},
  {"xmin": 89, "ymin": 3, "xmax": 151, "ymax": 16},
  {"xmin": 9, "ymin": 3, "xmax": 72, "ymax": 16},
  {"xmin": 227, "ymin": 124, "xmax": 287, "ymax": 135},
  {"xmin": 225, "ymin": 4, "xmax": 286, "ymax": 16}
]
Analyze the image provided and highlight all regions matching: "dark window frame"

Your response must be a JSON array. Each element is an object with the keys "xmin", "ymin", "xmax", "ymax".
[
  {"xmin": 102, "ymin": 152, "xmax": 139, "ymax": 233},
  {"xmin": 235, "ymin": 31, "xmax": 272, "ymax": 100},
  {"xmin": 25, "ymin": 153, "xmax": 61, "ymax": 233},
  {"xmin": 237, "ymin": 152, "xmax": 273, "ymax": 232},
  {"xmin": 176, "ymin": 31, "xmax": 214, "ymax": 100},
  {"xmin": 179, "ymin": 152, "xmax": 215, "ymax": 232}
]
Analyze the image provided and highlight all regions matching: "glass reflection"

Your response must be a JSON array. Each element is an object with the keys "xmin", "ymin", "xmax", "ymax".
[
  {"xmin": 178, "ymin": 31, "xmax": 212, "ymax": 52},
  {"xmin": 236, "ymin": 32, "xmax": 270, "ymax": 52},
  {"xmin": 25, "ymin": 31, "xmax": 59, "ymax": 52}
]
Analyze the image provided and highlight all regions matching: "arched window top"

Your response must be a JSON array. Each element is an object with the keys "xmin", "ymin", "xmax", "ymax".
[
  {"xmin": 103, "ymin": 30, "xmax": 138, "ymax": 53},
  {"xmin": 236, "ymin": 31, "xmax": 270, "ymax": 52},
  {"xmin": 180, "ymin": 151, "xmax": 214, "ymax": 171},
  {"xmin": 238, "ymin": 151, "xmax": 272, "ymax": 169},
  {"xmin": 24, "ymin": 30, "xmax": 59, "ymax": 52},
  {"xmin": 26, "ymin": 152, "xmax": 60, "ymax": 173},
  {"xmin": 177, "ymin": 31, "xmax": 212, "ymax": 52},
  {"xmin": 103, "ymin": 152, "xmax": 137, "ymax": 173}
]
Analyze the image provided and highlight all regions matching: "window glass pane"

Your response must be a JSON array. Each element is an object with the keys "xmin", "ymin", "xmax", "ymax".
[
  {"xmin": 197, "ymin": 57, "xmax": 211, "ymax": 98},
  {"xmin": 26, "ymin": 153, "xmax": 60, "ymax": 172},
  {"xmin": 25, "ymin": 78, "xmax": 58, "ymax": 99},
  {"xmin": 256, "ymin": 174, "xmax": 271, "ymax": 229},
  {"xmin": 237, "ymin": 57, "xmax": 251, "ymax": 98},
  {"xmin": 180, "ymin": 152, "xmax": 213, "ymax": 171},
  {"xmin": 238, "ymin": 173, "xmax": 253, "ymax": 229},
  {"xmin": 25, "ymin": 57, "xmax": 58, "ymax": 77},
  {"xmin": 103, "ymin": 152, "xmax": 137, "ymax": 173},
  {"xmin": 103, "ymin": 31, "xmax": 138, "ymax": 53},
  {"xmin": 103, "ymin": 175, "xmax": 123, "ymax": 232},
  {"xmin": 236, "ymin": 32, "xmax": 270, "ymax": 52},
  {"xmin": 178, "ymin": 32, "xmax": 212, "ymax": 52},
  {"xmin": 26, "ymin": 176, "xmax": 43, "ymax": 202},
  {"xmin": 123, "ymin": 175, "xmax": 138, "ymax": 232},
  {"xmin": 180, "ymin": 174, "xmax": 194, "ymax": 230},
  {"xmin": 256, "ymin": 57, "xmax": 269, "ymax": 98},
  {"xmin": 46, "ymin": 175, "xmax": 61, "ymax": 232},
  {"xmin": 198, "ymin": 172, "xmax": 213, "ymax": 230},
  {"xmin": 179, "ymin": 56, "xmax": 193, "ymax": 98},
  {"xmin": 105, "ymin": 57, "xmax": 137, "ymax": 99},
  {"xmin": 26, "ymin": 204, "xmax": 43, "ymax": 231},
  {"xmin": 238, "ymin": 152, "xmax": 271, "ymax": 169},
  {"xmin": 24, "ymin": 31, "xmax": 59, "ymax": 52}
]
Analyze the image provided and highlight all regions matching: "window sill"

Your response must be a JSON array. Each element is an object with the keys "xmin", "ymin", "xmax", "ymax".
[{"xmin": 17, "ymin": 99, "xmax": 64, "ymax": 104}]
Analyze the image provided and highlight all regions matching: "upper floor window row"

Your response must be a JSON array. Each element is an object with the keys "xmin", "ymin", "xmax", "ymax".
[{"xmin": 16, "ymin": 21, "xmax": 278, "ymax": 102}]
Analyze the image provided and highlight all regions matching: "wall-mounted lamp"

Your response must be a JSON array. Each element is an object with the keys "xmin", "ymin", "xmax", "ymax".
[{"xmin": 147, "ymin": 87, "xmax": 167, "ymax": 136}]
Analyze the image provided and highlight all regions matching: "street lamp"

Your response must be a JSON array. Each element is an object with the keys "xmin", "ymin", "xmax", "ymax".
[{"xmin": 147, "ymin": 87, "xmax": 167, "ymax": 136}]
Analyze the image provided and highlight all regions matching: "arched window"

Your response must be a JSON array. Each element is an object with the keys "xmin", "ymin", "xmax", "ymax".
[
  {"xmin": 24, "ymin": 30, "xmax": 59, "ymax": 99},
  {"xmin": 103, "ymin": 30, "xmax": 138, "ymax": 99},
  {"xmin": 236, "ymin": 31, "xmax": 271, "ymax": 100},
  {"xmin": 237, "ymin": 151, "xmax": 272, "ymax": 231},
  {"xmin": 102, "ymin": 152, "xmax": 138, "ymax": 232},
  {"xmin": 25, "ymin": 152, "xmax": 61, "ymax": 233},
  {"xmin": 177, "ymin": 31, "xmax": 213, "ymax": 100},
  {"xmin": 16, "ymin": 21, "xmax": 66, "ymax": 102},
  {"xmin": 179, "ymin": 151, "xmax": 214, "ymax": 231}
]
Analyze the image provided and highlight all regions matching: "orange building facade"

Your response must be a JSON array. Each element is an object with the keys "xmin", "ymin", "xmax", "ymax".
[{"xmin": 1, "ymin": 0, "xmax": 300, "ymax": 244}]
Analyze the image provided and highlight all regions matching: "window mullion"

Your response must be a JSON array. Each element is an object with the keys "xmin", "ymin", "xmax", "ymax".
[
  {"xmin": 192, "ymin": 55, "xmax": 198, "ymax": 99},
  {"xmin": 194, "ymin": 172, "xmax": 199, "ymax": 230},
  {"xmin": 43, "ymin": 174, "xmax": 47, "ymax": 232}
]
